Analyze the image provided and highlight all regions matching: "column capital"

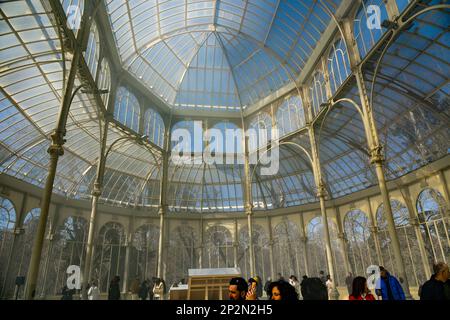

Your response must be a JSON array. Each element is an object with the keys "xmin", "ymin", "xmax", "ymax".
[
  {"xmin": 245, "ymin": 203, "xmax": 253, "ymax": 215},
  {"xmin": 299, "ymin": 236, "xmax": 308, "ymax": 243},
  {"xmin": 370, "ymin": 144, "xmax": 384, "ymax": 164},
  {"xmin": 316, "ymin": 183, "xmax": 327, "ymax": 198},
  {"xmin": 91, "ymin": 182, "xmax": 102, "ymax": 197},
  {"xmin": 268, "ymin": 239, "xmax": 275, "ymax": 246},
  {"xmin": 369, "ymin": 225, "xmax": 379, "ymax": 234}
]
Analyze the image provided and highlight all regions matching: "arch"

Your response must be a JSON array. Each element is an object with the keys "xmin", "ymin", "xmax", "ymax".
[
  {"xmin": 353, "ymin": 0, "xmax": 388, "ymax": 59},
  {"xmin": 97, "ymin": 58, "xmax": 111, "ymax": 106},
  {"xmin": 84, "ymin": 21, "xmax": 100, "ymax": 79},
  {"xmin": 308, "ymin": 68, "xmax": 327, "ymax": 116},
  {"xmin": 273, "ymin": 219, "xmax": 304, "ymax": 279},
  {"xmin": 416, "ymin": 188, "xmax": 447, "ymax": 221},
  {"xmin": 306, "ymin": 216, "xmax": 343, "ymax": 284},
  {"xmin": 376, "ymin": 199, "xmax": 410, "ymax": 229},
  {"xmin": 375, "ymin": 200, "xmax": 428, "ymax": 285},
  {"xmin": 248, "ymin": 112, "xmax": 272, "ymax": 152},
  {"xmin": 203, "ymin": 225, "xmax": 233, "ymax": 268},
  {"xmin": 327, "ymin": 38, "xmax": 351, "ymax": 94},
  {"xmin": 166, "ymin": 225, "xmax": 198, "ymax": 285},
  {"xmin": 238, "ymin": 224, "xmax": 269, "ymax": 280},
  {"xmin": 144, "ymin": 107, "xmax": 165, "ymax": 148},
  {"xmin": 344, "ymin": 209, "xmax": 375, "ymax": 276},
  {"xmin": 416, "ymin": 188, "xmax": 449, "ymax": 265},
  {"xmin": 129, "ymin": 224, "xmax": 160, "ymax": 283},
  {"xmin": 0, "ymin": 197, "xmax": 16, "ymax": 231},
  {"xmin": 114, "ymin": 87, "xmax": 141, "ymax": 132},
  {"xmin": 276, "ymin": 94, "xmax": 306, "ymax": 137},
  {"xmin": 93, "ymin": 222, "xmax": 126, "ymax": 292}
]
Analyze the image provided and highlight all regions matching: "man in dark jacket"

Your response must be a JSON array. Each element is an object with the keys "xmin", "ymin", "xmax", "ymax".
[
  {"xmin": 108, "ymin": 275, "xmax": 121, "ymax": 300},
  {"xmin": 376, "ymin": 266, "xmax": 405, "ymax": 300},
  {"xmin": 420, "ymin": 262, "xmax": 449, "ymax": 300}
]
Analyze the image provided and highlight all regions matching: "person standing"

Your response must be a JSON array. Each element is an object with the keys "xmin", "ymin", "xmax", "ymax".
[
  {"xmin": 130, "ymin": 277, "xmax": 140, "ymax": 300},
  {"xmin": 153, "ymin": 278, "xmax": 164, "ymax": 300},
  {"xmin": 108, "ymin": 275, "xmax": 121, "ymax": 300},
  {"xmin": 349, "ymin": 277, "xmax": 375, "ymax": 300},
  {"xmin": 87, "ymin": 280, "xmax": 100, "ymax": 300},
  {"xmin": 376, "ymin": 266, "xmax": 405, "ymax": 300},
  {"xmin": 420, "ymin": 262, "xmax": 449, "ymax": 300},
  {"xmin": 289, "ymin": 275, "xmax": 301, "ymax": 297},
  {"xmin": 139, "ymin": 280, "xmax": 149, "ymax": 300},
  {"xmin": 325, "ymin": 275, "xmax": 333, "ymax": 299},
  {"xmin": 264, "ymin": 277, "xmax": 272, "ymax": 297},
  {"xmin": 319, "ymin": 271, "xmax": 327, "ymax": 285}
]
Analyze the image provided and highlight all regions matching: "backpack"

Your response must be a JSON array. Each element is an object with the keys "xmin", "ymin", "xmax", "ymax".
[{"xmin": 301, "ymin": 277, "xmax": 328, "ymax": 300}]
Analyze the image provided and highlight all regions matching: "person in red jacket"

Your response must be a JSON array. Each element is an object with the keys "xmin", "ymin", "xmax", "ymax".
[{"xmin": 349, "ymin": 276, "xmax": 376, "ymax": 300}]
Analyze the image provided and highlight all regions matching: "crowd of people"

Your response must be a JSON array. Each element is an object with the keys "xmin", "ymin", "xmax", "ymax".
[
  {"xmin": 228, "ymin": 262, "xmax": 450, "ymax": 301},
  {"xmin": 61, "ymin": 261, "xmax": 449, "ymax": 300}
]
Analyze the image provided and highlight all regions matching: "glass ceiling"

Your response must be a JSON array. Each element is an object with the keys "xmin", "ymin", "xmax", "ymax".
[
  {"xmin": 105, "ymin": 0, "xmax": 340, "ymax": 110},
  {"xmin": 0, "ymin": 1, "xmax": 449, "ymax": 214}
]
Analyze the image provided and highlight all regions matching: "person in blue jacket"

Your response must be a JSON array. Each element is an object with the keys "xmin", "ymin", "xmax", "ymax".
[{"xmin": 375, "ymin": 266, "xmax": 405, "ymax": 300}]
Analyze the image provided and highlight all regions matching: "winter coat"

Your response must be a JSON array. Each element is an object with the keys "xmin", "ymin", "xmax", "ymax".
[
  {"xmin": 108, "ymin": 281, "xmax": 121, "ymax": 300},
  {"xmin": 420, "ymin": 276, "xmax": 446, "ymax": 300},
  {"xmin": 377, "ymin": 273, "xmax": 405, "ymax": 300}
]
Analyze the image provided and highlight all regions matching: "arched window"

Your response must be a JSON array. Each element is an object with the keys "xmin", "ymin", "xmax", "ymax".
[
  {"xmin": 204, "ymin": 225, "xmax": 233, "ymax": 268},
  {"xmin": 114, "ymin": 87, "xmax": 140, "ymax": 132},
  {"xmin": 353, "ymin": 0, "xmax": 388, "ymax": 58},
  {"xmin": 238, "ymin": 224, "xmax": 269, "ymax": 280},
  {"xmin": 416, "ymin": 188, "xmax": 447, "ymax": 221},
  {"xmin": 308, "ymin": 69, "xmax": 327, "ymax": 116},
  {"xmin": 144, "ymin": 107, "xmax": 165, "ymax": 148},
  {"xmin": 307, "ymin": 216, "xmax": 343, "ymax": 283},
  {"xmin": 131, "ymin": 224, "xmax": 160, "ymax": 282},
  {"xmin": 97, "ymin": 58, "xmax": 111, "ymax": 106},
  {"xmin": 166, "ymin": 226, "xmax": 197, "ymax": 285},
  {"xmin": 416, "ymin": 188, "xmax": 449, "ymax": 265},
  {"xmin": 95, "ymin": 222, "xmax": 126, "ymax": 292},
  {"xmin": 60, "ymin": 0, "xmax": 84, "ymax": 35},
  {"xmin": 273, "ymin": 219, "xmax": 303, "ymax": 278},
  {"xmin": 344, "ymin": 209, "xmax": 374, "ymax": 275},
  {"xmin": 248, "ymin": 112, "xmax": 272, "ymax": 152},
  {"xmin": 276, "ymin": 94, "xmax": 306, "ymax": 137},
  {"xmin": 376, "ymin": 200, "xmax": 410, "ymax": 229},
  {"xmin": 84, "ymin": 21, "xmax": 100, "ymax": 79},
  {"xmin": 0, "ymin": 197, "xmax": 16, "ymax": 231},
  {"xmin": 327, "ymin": 38, "xmax": 351, "ymax": 94}
]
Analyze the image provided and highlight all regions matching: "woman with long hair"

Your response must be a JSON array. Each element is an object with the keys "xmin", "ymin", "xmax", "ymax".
[
  {"xmin": 268, "ymin": 280, "xmax": 298, "ymax": 301},
  {"xmin": 349, "ymin": 276, "xmax": 375, "ymax": 300}
]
